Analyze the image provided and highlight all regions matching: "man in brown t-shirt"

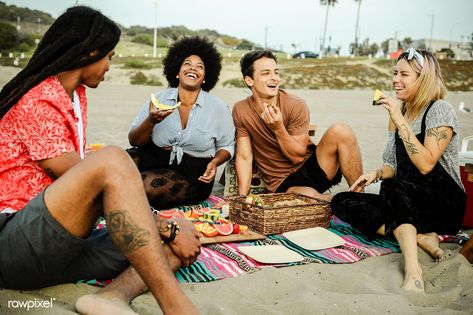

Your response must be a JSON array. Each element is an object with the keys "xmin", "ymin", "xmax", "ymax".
[{"xmin": 232, "ymin": 50, "xmax": 363, "ymax": 201}]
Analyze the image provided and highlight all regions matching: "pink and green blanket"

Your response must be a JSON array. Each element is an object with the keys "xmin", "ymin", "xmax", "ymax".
[{"xmin": 82, "ymin": 195, "xmax": 467, "ymax": 286}]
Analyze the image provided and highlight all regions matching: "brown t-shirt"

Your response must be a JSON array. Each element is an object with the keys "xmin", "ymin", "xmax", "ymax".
[{"xmin": 232, "ymin": 90, "xmax": 312, "ymax": 192}]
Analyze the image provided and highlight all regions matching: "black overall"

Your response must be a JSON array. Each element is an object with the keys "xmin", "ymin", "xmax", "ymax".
[{"xmin": 331, "ymin": 102, "xmax": 467, "ymax": 238}]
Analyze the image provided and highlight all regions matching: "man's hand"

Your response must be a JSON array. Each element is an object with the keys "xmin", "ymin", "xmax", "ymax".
[
  {"xmin": 261, "ymin": 102, "xmax": 284, "ymax": 131},
  {"xmin": 148, "ymin": 101, "xmax": 174, "ymax": 124},
  {"xmin": 198, "ymin": 161, "xmax": 217, "ymax": 183},
  {"xmin": 168, "ymin": 218, "xmax": 202, "ymax": 267}
]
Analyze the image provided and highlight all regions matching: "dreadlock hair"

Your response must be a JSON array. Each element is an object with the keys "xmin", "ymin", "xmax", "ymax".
[
  {"xmin": 0, "ymin": 6, "xmax": 121, "ymax": 119},
  {"xmin": 240, "ymin": 50, "xmax": 277, "ymax": 88},
  {"xmin": 163, "ymin": 36, "xmax": 222, "ymax": 92}
]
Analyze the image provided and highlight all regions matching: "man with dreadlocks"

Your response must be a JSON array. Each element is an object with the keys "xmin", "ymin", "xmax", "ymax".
[{"xmin": 0, "ymin": 6, "xmax": 199, "ymax": 315}]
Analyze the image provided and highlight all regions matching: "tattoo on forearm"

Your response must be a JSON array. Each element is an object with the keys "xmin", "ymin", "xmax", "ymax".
[
  {"xmin": 426, "ymin": 127, "xmax": 448, "ymax": 148},
  {"xmin": 105, "ymin": 211, "xmax": 150, "ymax": 255},
  {"xmin": 400, "ymin": 124, "xmax": 419, "ymax": 155},
  {"xmin": 44, "ymin": 168, "xmax": 58, "ymax": 180}
]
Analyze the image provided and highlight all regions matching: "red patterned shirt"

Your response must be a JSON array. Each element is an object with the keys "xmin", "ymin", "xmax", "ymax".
[{"xmin": 0, "ymin": 76, "xmax": 87, "ymax": 212}]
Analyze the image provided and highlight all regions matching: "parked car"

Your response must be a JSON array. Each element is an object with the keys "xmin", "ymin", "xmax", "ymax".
[{"xmin": 293, "ymin": 51, "xmax": 319, "ymax": 59}]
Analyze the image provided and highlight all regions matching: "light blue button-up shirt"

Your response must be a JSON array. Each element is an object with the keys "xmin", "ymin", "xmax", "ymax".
[{"xmin": 131, "ymin": 88, "xmax": 235, "ymax": 165}]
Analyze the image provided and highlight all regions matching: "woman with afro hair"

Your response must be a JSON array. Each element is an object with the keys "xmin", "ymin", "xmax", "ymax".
[{"xmin": 129, "ymin": 36, "xmax": 235, "ymax": 209}]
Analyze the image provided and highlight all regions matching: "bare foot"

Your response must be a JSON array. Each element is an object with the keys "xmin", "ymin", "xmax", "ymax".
[
  {"xmin": 416, "ymin": 233, "xmax": 445, "ymax": 261},
  {"xmin": 402, "ymin": 268, "xmax": 425, "ymax": 293},
  {"xmin": 460, "ymin": 237, "xmax": 473, "ymax": 263},
  {"xmin": 75, "ymin": 294, "xmax": 138, "ymax": 315}
]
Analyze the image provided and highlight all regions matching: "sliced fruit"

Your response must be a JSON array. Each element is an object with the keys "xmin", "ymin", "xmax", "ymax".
[
  {"xmin": 239, "ymin": 225, "xmax": 249, "ymax": 232},
  {"xmin": 150, "ymin": 93, "xmax": 181, "ymax": 111},
  {"xmin": 372, "ymin": 89, "xmax": 383, "ymax": 106},
  {"xmin": 158, "ymin": 209, "xmax": 177, "ymax": 219},
  {"xmin": 193, "ymin": 207, "xmax": 211, "ymax": 217},
  {"xmin": 201, "ymin": 223, "xmax": 219, "ymax": 237},
  {"xmin": 193, "ymin": 221, "xmax": 205, "ymax": 232},
  {"xmin": 214, "ymin": 223, "xmax": 233, "ymax": 236},
  {"xmin": 173, "ymin": 210, "xmax": 185, "ymax": 218},
  {"xmin": 232, "ymin": 223, "xmax": 240, "ymax": 234},
  {"xmin": 184, "ymin": 210, "xmax": 193, "ymax": 219}
]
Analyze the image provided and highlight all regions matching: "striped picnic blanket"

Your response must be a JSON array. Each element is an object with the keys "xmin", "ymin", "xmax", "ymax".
[
  {"xmin": 174, "ymin": 215, "xmax": 467, "ymax": 283},
  {"xmin": 83, "ymin": 196, "xmax": 468, "ymax": 285}
]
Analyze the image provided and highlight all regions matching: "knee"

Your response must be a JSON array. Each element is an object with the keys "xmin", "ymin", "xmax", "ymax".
[
  {"xmin": 326, "ymin": 122, "xmax": 357, "ymax": 143},
  {"xmin": 95, "ymin": 146, "xmax": 140, "ymax": 178}
]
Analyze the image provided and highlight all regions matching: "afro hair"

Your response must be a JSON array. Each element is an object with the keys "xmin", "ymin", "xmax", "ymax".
[{"xmin": 163, "ymin": 36, "xmax": 222, "ymax": 92}]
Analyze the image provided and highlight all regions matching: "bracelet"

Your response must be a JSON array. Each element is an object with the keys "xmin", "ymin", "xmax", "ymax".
[
  {"xmin": 161, "ymin": 221, "xmax": 180, "ymax": 243},
  {"xmin": 373, "ymin": 168, "xmax": 383, "ymax": 183}
]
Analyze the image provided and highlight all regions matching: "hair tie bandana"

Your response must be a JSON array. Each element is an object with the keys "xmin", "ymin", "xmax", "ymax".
[{"xmin": 406, "ymin": 48, "xmax": 424, "ymax": 68}]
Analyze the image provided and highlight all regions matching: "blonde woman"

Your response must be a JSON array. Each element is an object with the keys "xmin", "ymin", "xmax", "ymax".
[{"xmin": 331, "ymin": 48, "xmax": 466, "ymax": 292}]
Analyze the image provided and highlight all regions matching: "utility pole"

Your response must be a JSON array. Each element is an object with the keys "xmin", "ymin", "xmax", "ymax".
[
  {"xmin": 265, "ymin": 26, "xmax": 270, "ymax": 49},
  {"xmin": 428, "ymin": 14, "xmax": 434, "ymax": 52},
  {"xmin": 353, "ymin": 0, "xmax": 362, "ymax": 56},
  {"xmin": 320, "ymin": 3, "xmax": 330, "ymax": 58},
  {"xmin": 153, "ymin": 1, "xmax": 158, "ymax": 58}
]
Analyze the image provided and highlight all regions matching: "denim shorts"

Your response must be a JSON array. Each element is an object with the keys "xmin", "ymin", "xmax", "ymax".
[{"xmin": 0, "ymin": 189, "xmax": 129, "ymax": 290}]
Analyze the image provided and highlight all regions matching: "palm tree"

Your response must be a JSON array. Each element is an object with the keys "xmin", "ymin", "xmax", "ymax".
[
  {"xmin": 320, "ymin": 0, "xmax": 338, "ymax": 57},
  {"xmin": 353, "ymin": 0, "xmax": 362, "ymax": 56}
]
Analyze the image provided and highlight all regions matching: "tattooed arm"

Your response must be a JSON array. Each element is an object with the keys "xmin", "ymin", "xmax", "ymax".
[
  {"xmin": 397, "ymin": 123, "xmax": 453, "ymax": 174},
  {"xmin": 378, "ymin": 95, "xmax": 453, "ymax": 175}
]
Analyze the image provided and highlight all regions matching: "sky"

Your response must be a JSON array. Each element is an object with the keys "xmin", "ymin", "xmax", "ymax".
[{"xmin": 4, "ymin": 0, "xmax": 473, "ymax": 55}]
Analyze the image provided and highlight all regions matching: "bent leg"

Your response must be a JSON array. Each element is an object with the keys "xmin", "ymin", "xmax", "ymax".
[
  {"xmin": 316, "ymin": 122, "xmax": 362, "ymax": 187},
  {"xmin": 76, "ymin": 245, "xmax": 182, "ymax": 315},
  {"xmin": 44, "ymin": 146, "xmax": 197, "ymax": 314},
  {"xmin": 393, "ymin": 224, "xmax": 424, "ymax": 293},
  {"xmin": 331, "ymin": 191, "xmax": 386, "ymax": 237}
]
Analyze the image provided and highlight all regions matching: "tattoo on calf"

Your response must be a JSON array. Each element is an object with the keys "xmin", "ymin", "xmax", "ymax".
[
  {"xmin": 105, "ymin": 211, "xmax": 150, "ymax": 255},
  {"xmin": 426, "ymin": 127, "xmax": 448, "ymax": 148},
  {"xmin": 400, "ymin": 124, "xmax": 419, "ymax": 155}
]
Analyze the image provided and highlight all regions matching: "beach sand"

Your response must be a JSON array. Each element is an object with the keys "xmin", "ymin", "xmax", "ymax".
[{"xmin": 1, "ymin": 67, "xmax": 473, "ymax": 314}]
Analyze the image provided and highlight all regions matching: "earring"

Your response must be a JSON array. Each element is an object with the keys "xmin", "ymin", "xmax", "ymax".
[
  {"xmin": 176, "ymin": 75, "xmax": 179, "ymax": 79},
  {"xmin": 203, "ymin": 80, "xmax": 206, "ymax": 84}
]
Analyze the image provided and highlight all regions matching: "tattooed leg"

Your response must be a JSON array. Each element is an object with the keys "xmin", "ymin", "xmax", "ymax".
[
  {"xmin": 43, "ymin": 146, "xmax": 198, "ymax": 314},
  {"xmin": 393, "ymin": 223, "xmax": 425, "ymax": 293}
]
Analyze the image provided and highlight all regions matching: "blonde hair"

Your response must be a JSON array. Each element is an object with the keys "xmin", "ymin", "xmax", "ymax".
[{"xmin": 397, "ymin": 49, "xmax": 447, "ymax": 121}]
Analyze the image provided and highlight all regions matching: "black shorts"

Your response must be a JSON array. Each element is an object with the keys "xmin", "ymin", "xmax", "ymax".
[
  {"xmin": 276, "ymin": 145, "xmax": 342, "ymax": 194},
  {"xmin": 0, "ymin": 190, "xmax": 129, "ymax": 290}
]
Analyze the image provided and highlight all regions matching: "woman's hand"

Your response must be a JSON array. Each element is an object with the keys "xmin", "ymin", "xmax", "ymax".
[
  {"xmin": 378, "ymin": 95, "xmax": 404, "ymax": 125},
  {"xmin": 348, "ymin": 170, "xmax": 378, "ymax": 192},
  {"xmin": 168, "ymin": 218, "xmax": 203, "ymax": 267},
  {"xmin": 148, "ymin": 101, "xmax": 174, "ymax": 124},
  {"xmin": 198, "ymin": 161, "xmax": 217, "ymax": 183}
]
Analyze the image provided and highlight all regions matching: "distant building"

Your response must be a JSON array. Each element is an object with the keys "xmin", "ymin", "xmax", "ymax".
[{"xmin": 411, "ymin": 39, "xmax": 472, "ymax": 60}]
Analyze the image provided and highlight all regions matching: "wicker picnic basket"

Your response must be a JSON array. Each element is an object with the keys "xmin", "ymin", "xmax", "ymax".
[{"xmin": 229, "ymin": 193, "xmax": 331, "ymax": 235}]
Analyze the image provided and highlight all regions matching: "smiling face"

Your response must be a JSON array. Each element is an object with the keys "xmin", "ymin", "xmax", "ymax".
[
  {"xmin": 80, "ymin": 50, "xmax": 114, "ymax": 88},
  {"xmin": 245, "ymin": 57, "xmax": 280, "ymax": 99},
  {"xmin": 392, "ymin": 58, "xmax": 420, "ymax": 101},
  {"xmin": 178, "ymin": 54, "xmax": 205, "ymax": 91}
]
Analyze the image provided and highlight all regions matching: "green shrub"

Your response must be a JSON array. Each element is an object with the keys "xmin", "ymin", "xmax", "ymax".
[
  {"xmin": 131, "ymin": 34, "xmax": 153, "ymax": 46},
  {"xmin": 223, "ymin": 78, "xmax": 246, "ymax": 88},
  {"xmin": 130, "ymin": 71, "xmax": 163, "ymax": 86},
  {"xmin": 0, "ymin": 21, "xmax": 18, "ymax": 51},
  {"xmin": 123, "ymin": 60, "xmax": 152, "ymax": 69}
]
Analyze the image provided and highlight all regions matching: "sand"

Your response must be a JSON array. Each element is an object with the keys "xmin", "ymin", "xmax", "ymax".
[{"xmin": 1, "ymin": 66, "xmax": 473, "ymax": 314}]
